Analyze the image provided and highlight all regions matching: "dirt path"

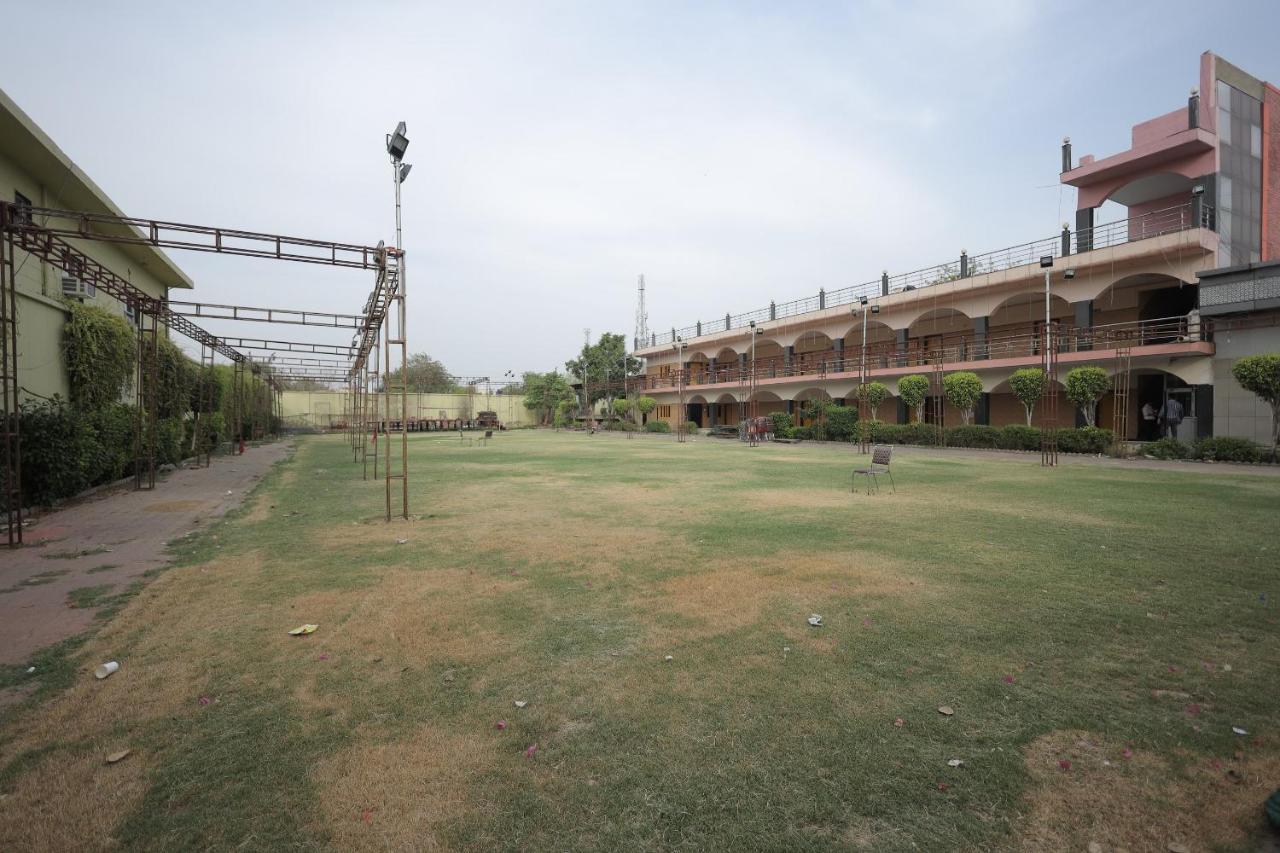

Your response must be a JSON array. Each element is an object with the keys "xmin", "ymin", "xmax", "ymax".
[{"xmin": 0, "ymin": 441, "xmax": 292, "ymax": 667}]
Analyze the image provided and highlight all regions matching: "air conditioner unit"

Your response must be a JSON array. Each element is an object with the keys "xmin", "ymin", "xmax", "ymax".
[{"xmin": 61, "ymin": 276, "xmax": 94, "ymax": 300}]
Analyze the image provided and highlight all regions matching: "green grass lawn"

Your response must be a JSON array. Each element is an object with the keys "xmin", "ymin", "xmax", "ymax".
[{"xmin": 1, "ymin": 431, "xmax": 1278, "ymax": 851}]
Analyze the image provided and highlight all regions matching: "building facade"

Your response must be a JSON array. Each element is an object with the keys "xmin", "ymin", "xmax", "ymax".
[
  {"xmin": 0, "ymin": 87, "xmax": 193, "ymax": 403},
  {"xmin": 633, "ymin": 52, "xmax": 1280, "ymax": 446}
]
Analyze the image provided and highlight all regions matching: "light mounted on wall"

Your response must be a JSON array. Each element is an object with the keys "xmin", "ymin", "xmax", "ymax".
[{"xmin": 1039, "ymin": 255, "xmax": 1054, "ymax": 268}]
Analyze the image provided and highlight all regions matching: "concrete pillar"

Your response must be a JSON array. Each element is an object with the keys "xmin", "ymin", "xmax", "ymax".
[
  {"xmin": 976, "ymin": 392, "xmax": 991, "ymax": 426},
  {"xmin": 973, "ymin": 316, "xmax": 989, "ymax": 360},
  {"xmin": 787, "ymin": 400, "xmax": 795, "ymax": 416},
  {"xmin": 709, "ymin": 357, "xmax": 717, "ymax": 382},
  {"xmin": 881, "ymin": 271, "xmax": 889, "ymax": 297},
  {"xmin": 959, "ymin": 251, "xmax": 968, "ymax": 278},
  {"xmin": 1074, "ymin": 300, "xmax": 1094, "ymax": 350},
  {"xmin": 1061, "ymin": 137, "xmax": 1072, "ymax": 173},
  {"xmin": 785, "ymin": 345, "xmax": 795, "ymax": 373},
  {"xmin": 1194, "ymin": 385, "xmax": 1213, "ymax": 438},
  {"xmin": 739, "ymin": 352, "xmax": 748, "ymax": 374},
  {"xmin": 769, "ymin": 301, "xmax": 776, "ymax": 321},
  {"xmin": 833, "ymin": 338, "xmax": 845, "ymax": 371},
  {"xmin": 895, "ymin": 329, "xmax": 909, "ymax": 367},
  {"xmin": 818, "ymin": 288, "xmax": 826, "ymax": 310},
  {"xmin": 709, "ymin": 403, "xmax": 718, "ymax": 427},
  {"xmin": 1061, "ymin": 224, "xmax": 1071, "ymax": 257},
  {"xmin": 1188, "ymin": 90, "xmax": 1200, "ymax": 129},
  {"xmin": 896, "ymin": 398, "xmax": 908, "ymax": 424}
]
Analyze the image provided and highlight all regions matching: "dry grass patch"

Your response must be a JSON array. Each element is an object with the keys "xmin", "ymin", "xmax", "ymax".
[
  {"xmin": 639, "ymin": 553, "xmax": 929, "ymax": 642},
  {"xmin": 310, "ymin": 724, "xmax": 495, "ymax": 851},
  {"xmin": 1011, "ymin": 728, "xmax": 1279, "ymax": 851},
  {"xmin": 0, "ymin": 747, "xmax": 152, "ymax": 852}
]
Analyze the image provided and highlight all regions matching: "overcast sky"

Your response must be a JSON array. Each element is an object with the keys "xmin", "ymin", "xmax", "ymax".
[{"xmin": 5, "ymin": 0, "xmax": 1277, "ymax": 379}]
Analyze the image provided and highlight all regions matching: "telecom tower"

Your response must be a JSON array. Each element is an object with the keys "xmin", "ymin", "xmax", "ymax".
[{"xmin": 633, "ymin": 275, "xmax": 648, "ymax": 352}]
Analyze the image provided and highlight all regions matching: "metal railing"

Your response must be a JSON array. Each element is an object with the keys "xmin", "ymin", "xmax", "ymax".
[
  {"xmin": 644, "ymin": 202, "xmax": 1213, "ymax": 349},
  {"xmin": 635, "ymin": 315, "xmax": 1207, "ymax": 391}
]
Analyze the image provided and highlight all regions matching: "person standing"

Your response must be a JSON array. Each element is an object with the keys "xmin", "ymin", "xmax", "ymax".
[
  {"xmin": 1141, "ymin": 401, "xmax": 1158, "ymax": 440},
  {"xmin": 1158, "ymin": 396, "xmax": 1185, "ymax": 439}
]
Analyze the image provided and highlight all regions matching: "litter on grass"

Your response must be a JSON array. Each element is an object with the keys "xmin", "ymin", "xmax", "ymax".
[
  {"xmin": 807, "ymin": 614, "xmax": 823, "ymax": 627},
  {"xmin": 514, "ymin": 700, "xmax": 528, "ymax": 709},
  {"xmin": 947, "ymin": 759, "xmax": 964, "ymax": 767},
  {"xmin": 1232, "ymin": 726, "xmax": 1248, "ymax": 735},
  {"xmin": 94, "ymin": 661, "xmax": 119, "ymax": 679},
  {"xmin": 937, "ymin": 706, "xmax": 955, "ymax": 716},
  {"xmin": 288, "ymin": 624, "xmax": 319, "ymax": 636},
  {"xmin": 105, "ymin": 749, "xmax": 130, "ymax": 764}
]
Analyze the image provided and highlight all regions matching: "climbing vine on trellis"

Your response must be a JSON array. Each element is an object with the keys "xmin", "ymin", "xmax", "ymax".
[{"xmin": 62, "ymin": 302, "xmax": 136, "ymax": 411}]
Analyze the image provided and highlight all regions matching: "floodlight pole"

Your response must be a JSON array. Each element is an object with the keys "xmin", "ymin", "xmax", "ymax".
[{"xmin": 384, "ymin": 121, "xmax": 411, "ymax": 518}]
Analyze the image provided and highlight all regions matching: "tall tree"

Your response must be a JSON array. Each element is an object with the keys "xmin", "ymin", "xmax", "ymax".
[
  {"xmin": 564, "ymin": 333, "xmax": 641, "ymax": 414},
  {"xmin": 382, "ymin": 353, "xmax": 458, "ymax": 393},
  {"xmin": 522, "ymin": 371, "xmax": 577, "ymax": 425}
]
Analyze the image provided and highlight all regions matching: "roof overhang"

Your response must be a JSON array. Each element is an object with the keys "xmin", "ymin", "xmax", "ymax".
[
  {"xmin": 1061, "ymin": 127, "xmax": 1215, "ymax": 190},
  {"xmin": 0, "ymin": 87, "xmax": 194, "ymax": 290}
]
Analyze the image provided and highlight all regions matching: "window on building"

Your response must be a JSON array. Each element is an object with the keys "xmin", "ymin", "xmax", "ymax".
[
  {"xmin": 13, "ymin": 191, "xmax": 33, "ymax": 225},
  {"xmin": 1215, "ymin": 79, "xmax": 1263, "ymax": 266}
]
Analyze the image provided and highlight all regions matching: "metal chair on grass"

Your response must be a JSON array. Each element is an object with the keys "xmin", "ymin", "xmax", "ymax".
[{"xmin": 852, "ymin": 445, "xmax": 895, "ymax": 495}]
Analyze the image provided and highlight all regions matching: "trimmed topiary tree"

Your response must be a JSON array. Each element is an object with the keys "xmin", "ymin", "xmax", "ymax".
[
  {"xmin": 1231, "ymin": 353, "xmax": 1280, "ymax": 453},
  {"xmin": 635, "ymin": 396, "xmax": 657, "ymax": 424},
  {"xmin": 1064, "ymin": 366, "xmax": 1110, "ymax": 427},
  {"xmin": 942, "ymin": 371, "xmax": 982, "ymax": 425},
  {"xmin": 897, "ymin": 374, "xmax": 929, "ymax": 423},
  {"xmin": 1009, "ymin": 367, "xmax": 1047, "ymax": 426},
  {"xmin": 859, "ymin": 381, "xmax": 890, "ymax": 420}
]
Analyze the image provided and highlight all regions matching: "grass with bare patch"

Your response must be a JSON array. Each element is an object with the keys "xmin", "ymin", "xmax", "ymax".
[{"xmin": 1, "ymin": 431, "xmax": 1278, "ymax": 851}]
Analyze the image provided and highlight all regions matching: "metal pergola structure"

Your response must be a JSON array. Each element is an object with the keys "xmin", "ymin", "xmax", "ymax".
[{"xmin": 0, "ymin": 203, "xmax": 410, "ymax": 545}]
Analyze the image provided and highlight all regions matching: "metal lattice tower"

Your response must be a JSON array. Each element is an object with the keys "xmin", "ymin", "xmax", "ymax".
[{"xmin": 634, "ymin": 275, "xmax": 648, "ymax": 352}]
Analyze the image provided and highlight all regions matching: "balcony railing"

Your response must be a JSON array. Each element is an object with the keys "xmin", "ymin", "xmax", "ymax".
[
  {"xmin": 643, "ymin": 202, "xmax": 1213, "ymax": 349},
  {"xmin": 635, "ymin": 315, "xmax": 1207, "ymax": 392}
]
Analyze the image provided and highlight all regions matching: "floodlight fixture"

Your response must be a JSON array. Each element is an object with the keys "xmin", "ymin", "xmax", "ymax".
[
  {"xmin": 859, "ymin": 295, "xmax": 869, "ymax": 306},
  {"xmin": 1064, "ymin": 268, "xmax": 1076, "ymax": 280},
  {"xmin": 399, "ymin": 163, "xmax": 413, "ymax": 182},
  {"xmin": 1039, "ymin": 255, "xmax": 1054, "ymax": 268},
  {"xmin": 386, "ymin": 122, "xmax": 409, "ymax": 160},
  {"xmin": 871, "ymin": 305, "xmax": 881, "ymax": 315}
]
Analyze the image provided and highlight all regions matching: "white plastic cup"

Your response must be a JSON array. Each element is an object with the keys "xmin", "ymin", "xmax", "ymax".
[{"xmin": 94, "ymin": 661, "xmax": 119, "ymax": 680}]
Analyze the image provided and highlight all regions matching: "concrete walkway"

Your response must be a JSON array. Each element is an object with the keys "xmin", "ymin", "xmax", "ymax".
[{"xmin": 0, "ymin": 441, "xmax": 292, "ymax": 667}]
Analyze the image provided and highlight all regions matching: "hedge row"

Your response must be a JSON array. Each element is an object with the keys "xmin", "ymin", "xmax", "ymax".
[
  {"xmin": 781, "ymin": 421, "xmax": 1114, "ymax": 454},
  {"xmin": 1146, "ymin": 435, "xmax": 1273, "ymax": 463}
]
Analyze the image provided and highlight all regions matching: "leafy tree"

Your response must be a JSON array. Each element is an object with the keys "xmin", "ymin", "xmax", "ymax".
[
  {"xmin": 382, "ymin": 353, "xmax": 457, "ymax": 393},
  {"xmin": 522, "ymin": 370, "xmax": 577, "ymax": 425},
  {"xmin": 565, "ymin": 333, "xmax": 641, "ymax": 413},
  {"xmin": 858, "ymin": 381, "xmax": 890, "ymax": 420},
  {"xmin": 1231, "ymin": 353, "xmax": 1280, "ymax": 452},
  {"xmin": 613, "ymin": 397, "xmax": 633, "ymax": 422},
  {"xmin": 897, "ymin": 374, "xmax": 930, "ymax": 423},
  {"xmin": 942, "ymin": 371, "xmax": 983, "ymax": 425},
  {"xmin": 1064, "ymin": 366, "xmax": 1109, "ymax": 427},
  {"xmin": 1008, "ymin": 368, "xmax": 1047, "ymax": 426},
  {"xmin": 635, "ymin": 396, "xmax": 657, "ymax": 423}
]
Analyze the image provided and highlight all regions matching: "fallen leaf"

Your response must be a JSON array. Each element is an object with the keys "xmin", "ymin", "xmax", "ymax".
[
  {"xmin": 937, "ymin": 706, "xmax": 954, "ymax": 716},
  {"xmin": 524, "ymin": 743, "xmax": 538, "ymax": 759},
  {"xmin": 106, "ymin": 750, "xmax": 130, "ymax": 764},
  {"xmin": 1058, "ymin": 759, "xmax": 1072, "ymax": 771}
]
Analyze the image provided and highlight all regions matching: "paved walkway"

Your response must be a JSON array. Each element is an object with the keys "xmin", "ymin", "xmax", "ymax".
[{"xmin": 0, "ymin": 441, "xmax": 292, "ymax": 667}]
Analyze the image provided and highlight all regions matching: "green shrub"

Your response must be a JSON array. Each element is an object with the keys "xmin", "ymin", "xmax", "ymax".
[
  {"xmin": 644, "ymin": 420, "xmax": 670, "ymax": 433},
  {"xmin": 18, "ymin": 399, "xmax": 98, "ymax": 505},
  {"xmin": 866, "ymin": 421, "xmax": 940, "ymax": 446},
  {"xmin": 769, "ymin": 412, "xmax": 793, "ymax": 434},
  {"xmin": 684, "ymin": 421, "xmax": 700, "ymax": 436},
  {"xmin": 946, "ymin": 425, "xmax": 1000, "ymax": 448},
  {"xmin": 156, "ymin": 417, "xmax": 187, "ymax": 466},
  {"xmin": 858, "ymin": 382, "xmax": 890, "ymax": 420},
  {"xmin": 1008, "ymin": 368, "xmax": 1046, "ymax": 425},
  {"xmin": 996, "ymin": 424, "xmax": 1041, "ymax": 451},
  {"xmin": 156, "ymin": 337, "xmax": 198, "ymax": 419},
  {"xmin": 1230, "ymin": 354, "xmax": 1280, "ymax": 450},
  {"xmin": 1055, "ymin": 426, "xmax": 1113, "ymax": 455},
  {"xmin": 791, "ymin": 426, "xmax": 813, "ymax": 440},
  {"xmin": 1064, "ymin": 366, "xmax": 1109, "ymax": 427},
  {"xmin": 1146, "ymin": 437, "xmax": 1190, "ymax": 460},
  {"xmin": 1192, "ymin": 436, "xmax": 1260, "ymax": 463},
  {"xmin": 86, "ymin": 403, "xmax": 135, "ymax": 484},
  {"xmin": 825, "ymin": 406, "xmax": 859, "ymax": 442}
]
